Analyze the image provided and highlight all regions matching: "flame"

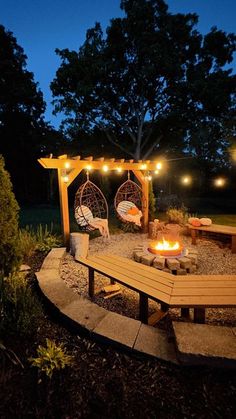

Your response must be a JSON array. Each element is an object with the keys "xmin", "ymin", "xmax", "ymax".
[{"xmin": 153, "ymin": 237, "xmax": 180, "ymax": 251}]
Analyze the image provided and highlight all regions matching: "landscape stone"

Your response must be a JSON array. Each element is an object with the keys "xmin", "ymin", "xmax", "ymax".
[
  {"xmin": 166, "ymin": 258, "xmax": 180, "ymax": 270},
  {"xmin": 176, "ymin": 268, "xmax": 187, "ymax": 275},
  {"xmin": 187, "ymin": 254, "xmax": 198, "ymax": 264},
  {"xmin": 141, "ymin": 254, "xmax": 155, "ymax": 266},
  {"xmin": 133, "ymin": 251, "xmax": 146, "ymax": 262},
  {"xmin": 61, "ymin": 297, "xmax": 107, "ymax": 332},
  {"xmin": 153, "ymin": 256, "xmax": 165, "ymax": 270},
  {"xmin": 187, "ymin": 265, "xmax": 197, "ymax": 274},
  {"xmin": 173, "ymin": 322, "xmax": 236, "ymax": 368},
  {"xmin": 93, "ymin": 311, "xmax": 141, "ymax": 349},
  {"xmin": 134, "ymin": 323, "xmax": 178, "ymax": 364},
  {"xmin": 178, "ymin": 257, "xmax": 191, "ymax": 269}
]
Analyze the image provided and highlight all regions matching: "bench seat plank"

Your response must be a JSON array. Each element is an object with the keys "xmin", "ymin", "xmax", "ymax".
[
  {"xmin": 172, "ymin": 287, "xmax": 236, "ymax": 296},
  {"xmin": 170, "ymin": 295, "xmax": 236, "ymax": 307},
  {"xmin": 187, "ymin": 223, "xmax": 236, "ymax": 235},
  {"xmin": 77, "ymin": 256, "xmax": 171, "ymax": 304},
  {"xmin": 105, "ymin": 254, "xmax": 174, "ymax": 283},
  {"xmin": 92, "ymin": 254, "xmax": 173, "ymax": 292}
]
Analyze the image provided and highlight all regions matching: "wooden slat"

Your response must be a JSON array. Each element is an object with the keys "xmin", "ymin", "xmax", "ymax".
[
  {"xmin": 77, "ymin": 257, "xmax": 171, "ymax": 304},
  {"xmin": 88, "ymin": 255, "xmax": 172, "ymax": 297},
  {"xmin": 174, "ymin": 280, "xmax": 236, "ymax": 288},
  {"xmin": 175, "ymin": 274, "xmax": 236, "ymax": 281},
  {"xmin": 172, "ymin": 288, "xmax": 236, "ymax": 296},
  {"xmin": 105, "ymin": 254, "xmax": 174, "ymax": 284},
  {"xmin": 94, "ymin": 255, "xmax": 173, "ymax": 290},
  {"xmin": 170, "ymin": 295, "xmax": 236, "ymax": 307}
]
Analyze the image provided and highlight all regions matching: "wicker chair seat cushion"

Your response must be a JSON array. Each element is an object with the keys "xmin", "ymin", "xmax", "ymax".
[
  {"xmin": 75, "ymin": 205, "xmax": 94, "ymax": 227},
  {"xmin": 117, "ymin": 201, "xmax": 142, "ymax": 226}
]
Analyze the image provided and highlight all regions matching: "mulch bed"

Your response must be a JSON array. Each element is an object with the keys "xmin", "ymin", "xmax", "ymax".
[{"xmin": 1, "ymin": 249, "xmax": 236, "ymax": 418}]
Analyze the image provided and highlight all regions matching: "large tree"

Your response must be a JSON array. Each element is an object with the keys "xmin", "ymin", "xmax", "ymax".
[
  {"xmin": 0, "ymin": 25, "xmax": 50, "ymax": 202},
  {"xmin": 51, "ymin": 0, "xmax": 236, "ymax": 162}
]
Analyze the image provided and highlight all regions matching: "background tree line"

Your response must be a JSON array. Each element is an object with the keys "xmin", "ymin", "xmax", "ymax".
[{"xmin": 0, "ymin": 0, "xmax": 235, "ymax": 206}]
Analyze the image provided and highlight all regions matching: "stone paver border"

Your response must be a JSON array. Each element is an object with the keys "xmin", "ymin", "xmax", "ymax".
[{"xmin": 36, "ymin": 248, "xmax": 236, "ymax": 369}]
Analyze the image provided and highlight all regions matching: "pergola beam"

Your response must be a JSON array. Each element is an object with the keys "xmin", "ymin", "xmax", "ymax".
[{"xmin": 38, "ymin": 156, "xmax": 160, "ymax": 247}]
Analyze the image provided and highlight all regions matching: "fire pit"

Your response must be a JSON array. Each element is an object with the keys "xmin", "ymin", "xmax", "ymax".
[
  {"xmin": 133, "ymin": 235, "xmax": 198, "ymax": 275},
  {"xmin": 148, "ymin": 236, "xmax": 183, "ymax": 257}
]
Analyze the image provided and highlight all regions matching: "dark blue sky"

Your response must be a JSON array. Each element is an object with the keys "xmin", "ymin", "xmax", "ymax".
[{"xmin": 1, "ymin": 0, "xmax": 236, "ymax": 128}]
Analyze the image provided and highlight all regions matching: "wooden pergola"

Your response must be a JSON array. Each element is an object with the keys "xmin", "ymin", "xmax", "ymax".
[{"xmin": 38, "ymin": 154, "xmax": 161, "ymax": 248}]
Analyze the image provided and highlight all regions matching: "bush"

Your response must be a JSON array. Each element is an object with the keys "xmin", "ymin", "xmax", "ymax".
[
  {"xmin": 149, "ymin": 180, "xmax": 156, "ymax": 220},
  {"xmin": 18, "ymin": 226, "xmax": 38, "ymax": 259},
  {"xmin": 0, "ymin": 271, "xmax": 42, "ymax": 337},
  {"xmin": 35, "ymin": 224, "xmax": 61, "ymax": 253},
  {"xmin": 166, "ymin": 205, "xmax": 188, "ymax": 225},
  {"xmin": 19, "ymin": 224, "xmax": 61, "ymax": 257},
  {"xmin": 0, "ymin": 155, "xmax": 21, "ymax": 275},
  {"xmin": 29, "ymin": 339, "xmax": 74, "ymax": 380}
]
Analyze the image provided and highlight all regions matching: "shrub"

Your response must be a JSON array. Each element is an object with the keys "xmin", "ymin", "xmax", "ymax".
[
  {"xmin": 29, "ymin": 339, "xmax": 74, "ymax": 380},
  {"xmin": 166, "ymin": 205, "xmax": 188, "ymax": 225},
  {"xmin": 35, "ymin": 224, "xmax": 61, "ymax": 253},
  {"xmin": 0, "ymin": 155, "xmax": 21, "ymax": 275},
  {"xmin": 19, "ymin": 224, "xmax": 61, "ymax": 257},
  {"xmin": 18, "ymin": 226, "xmax": 38, "ymax": 259},
  {"xmin": 0, "ymin": 271, "xmax": 42, "ymax": 337},
  {"xmin": 149, "ymin": 180, "xmax": 156, "ymax": 220},
  {"xmin": 120, "ymin": 221, "xmax": 140, "ymax": 233}
]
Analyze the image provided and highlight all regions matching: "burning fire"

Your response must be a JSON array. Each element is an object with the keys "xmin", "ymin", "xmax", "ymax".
[{"xmin": 148, "ymin": 236, "xmax": 183, "ymax": 256}]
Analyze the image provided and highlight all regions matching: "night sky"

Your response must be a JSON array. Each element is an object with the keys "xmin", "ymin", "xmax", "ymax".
[{"xmin": 1, "ymin": 0, "xmax": 236, "ymax": 128}]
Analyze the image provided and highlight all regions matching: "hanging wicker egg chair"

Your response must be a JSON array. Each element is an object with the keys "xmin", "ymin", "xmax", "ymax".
[
  {"xmin": 114, "ymin": 176, "xmax": 144, "ymax": 227},
  {"xmin": 74, "ymin": 176, "xmax": 108, "ymax": 232}
]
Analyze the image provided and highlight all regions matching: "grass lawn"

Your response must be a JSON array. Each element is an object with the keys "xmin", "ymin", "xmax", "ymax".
[{"xmin": 19, "ymin": 204, "xmax": 236, "ymax": 235}]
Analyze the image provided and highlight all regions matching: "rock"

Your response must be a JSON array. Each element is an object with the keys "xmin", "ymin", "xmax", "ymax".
[
  {"xmin": 141, "ymin": 254, "xmax": 155, "ymax": 266},
  {"xmin": 153, "ymin": 256, "xmax": 165, "ymax": 270},
  {"xmin": 20, "ymin": 264, "xmax": 31, "ymax": 272},
  {"xmin": 166, "ymin": 258, "xmax": 180, "ymax": 271},
  {"xmin": 176, "ymin": 268, "xmax": 187, "ymax": 275},
  {"xmin": 186, "ymin": 254, "xmax": 198, "ymax": 264},
  {"xmin": 187, "ymin": 265, "xmax": 197, "ymax": 274},
  {"xmin": 133, "ymin": 251, "xmax": 146, "ymax": 263},
  {"xmin": 178, "ymin": 257, "xmax": 192, "ymax": 269}
]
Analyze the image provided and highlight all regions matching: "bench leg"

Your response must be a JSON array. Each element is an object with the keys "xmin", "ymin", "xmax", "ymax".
[
  {"xmin": 191, "ymin": 229, "xmax": 197, "ymax": 245},
  {"xmin": 232, "ymin": 236, "xmax": 236, "ymax": 253},
  {"xmin": 194, "ymin": 308, "xmax": 205, "ymax": 324},
  {"xmin": 181, "ymin": 308, "xmax": 190, "ymax": 318},
  {"xmin": 88, "ymin": 268, "xmax": 94, "ymax": 298},
  {"xmin": 110, "ymin": 279, "xmax": 115, "ymax": 285},
  {"xmin": 161, "ymin": 303, "xmax": 169, "ymax": 313},
  {"xmin": 139, "ymin": 293, "xmax": 148, "ymax": 324}
]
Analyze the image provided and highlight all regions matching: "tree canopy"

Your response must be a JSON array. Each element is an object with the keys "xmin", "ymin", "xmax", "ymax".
[
  {"xmin": 51, "ymin": 0, "xmax": 236, "ymax": 163},
  {"xmin": 0, "ymin": 24, "xmax": 56, "ymax": 202}
]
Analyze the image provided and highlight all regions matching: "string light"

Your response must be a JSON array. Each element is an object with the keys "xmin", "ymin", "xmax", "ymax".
[
  {"xmin": 102, "ymin": 164, "xmax": 109, "ymax": 172},
  {"xmin": 214, "ymin": 177, "xmax": 226, "ymax": 187},
  {"xmin": 156, "ymin": 162, "xmax": 162, "ymax": 170},
  {"xmin": 116, "ymin": 167, "xmax": 122, "ymax": 173},
  {"xmin": 147, "ymin": 174, "xmax": 152, "ymax": 181},
  {"xmin": 62, "ymin": 175, "xmax": 69, "ymax": 183},
  {"xmin": 141, "ymin": 163, "xmax": 147, "ymax": 170},
  {"xmin": 181, "ymin": 176, "xmax": 191, "ymax": 185},
  {"xmin": 86, "ymin": 164, "xmax": 92, "ymax": 171},
  {"xmin": 64, "ymin": 161, "xmax": 70, "ymax": 169},
  {"xmin": 154, "ymin": 170, "xmax": 159, "ymax": 175}
]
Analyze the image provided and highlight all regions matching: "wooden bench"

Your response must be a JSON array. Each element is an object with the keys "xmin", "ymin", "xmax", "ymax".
[
  {"xmin": 77, "ymin": 254, "xmax": 236, "ymax": 324},
  {"xmin": 187, "ymin": 223, "xmax": 236, "ymax": 253},
  {"xmin": 77, "ymin": 254, "xmax": 174, "ymax": 324}
]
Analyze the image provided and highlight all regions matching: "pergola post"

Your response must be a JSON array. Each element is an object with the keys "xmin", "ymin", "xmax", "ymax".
[
  {"xmin": 57, "ymin": 169, "xmax": 70, "ymax": 249},
  {"xmin": 133, "ymin": 170, "xmax": 149, "ymax": 233}
]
